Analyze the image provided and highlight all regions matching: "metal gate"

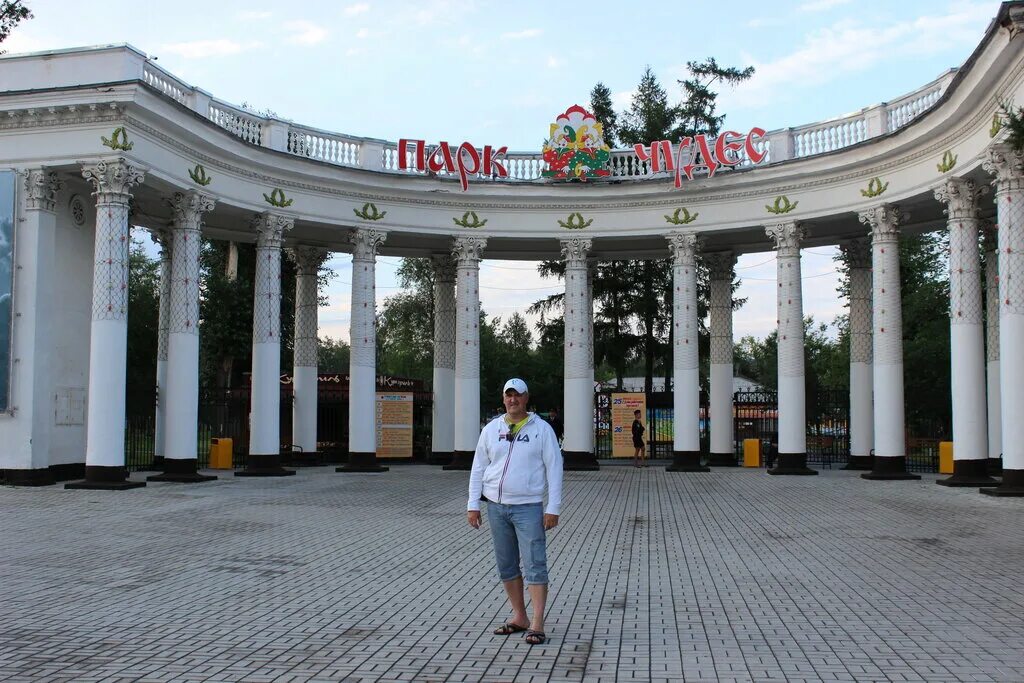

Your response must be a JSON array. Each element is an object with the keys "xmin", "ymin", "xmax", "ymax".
[
  {"xmin": 733, "ymin": 388, "xmax": 850, "ymax": 468},
  {"xmin": 595, "ymin": 390, "xmax": 710, "ymax": 460}
]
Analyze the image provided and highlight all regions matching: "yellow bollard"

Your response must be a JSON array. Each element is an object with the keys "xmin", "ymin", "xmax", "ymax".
[
  {"xmin": 209, "ymin": 437, "xmax": 234, "ymax": 469},
  {"xmin": 938, "ymin": 441, "xmax": 954, "ymax": 474},
  {"xmin": 743, "ymin": 438, "xmax": 762, "ymax": 467}
]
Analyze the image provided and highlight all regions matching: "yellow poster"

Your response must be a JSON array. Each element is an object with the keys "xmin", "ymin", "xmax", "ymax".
[
  {"xmin": 376, "ymin": 392, "xmax": 414, "ymax": 458},
  {"xmin": 611, "ymin": 393, "xmax": 647, "ymax": 458}
]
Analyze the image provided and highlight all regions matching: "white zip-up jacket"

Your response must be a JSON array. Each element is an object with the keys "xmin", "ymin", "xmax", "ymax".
[{"xmin": 467, "ymin": 413, "xmax": 563, "ymax": 515}]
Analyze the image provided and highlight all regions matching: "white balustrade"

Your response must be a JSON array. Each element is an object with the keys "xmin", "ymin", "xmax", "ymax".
[
  {"xmin": 142, "ymin": 64, "xmax": 189, "ymax": 105},
  {"xmin": 208, "ymin": 102, "xmax": 263, "ymax": 145}
]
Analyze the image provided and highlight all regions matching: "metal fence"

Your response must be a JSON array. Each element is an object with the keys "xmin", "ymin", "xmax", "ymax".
[{"xmin": 595, "ymin": 391, "xmax": 710, "ymax": 460}]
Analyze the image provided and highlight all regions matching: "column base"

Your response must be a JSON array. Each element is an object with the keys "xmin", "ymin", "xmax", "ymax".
[
  {"xmin": 65, "ymin": 466, "xmax": 146, "ymax": 490},
  {"xmin": 337, "ymin": 452, "xmax": 389, "ymax": 473},
  {"xmin": 936, "ymin": 459, "xmax": 999, "ymax": 487},
  {"xmin": 861, "ymin": 455, "xmax": 921, "ymax": 480},
  {"xmin": 980, "ymin": 469, "xmax": 1024, "ymax": 496},
  {"xmin": 842, "ymin": 454, "xmax": 873, "ymax": 470},
  {"xmin": 428, "ymin": 451, "xmax": 454, "ymax": 466},
  {"xmin": 562, "ymin": 450, "xmax": 599, "ymax": 471},
  {"xmin": 442, "ymin": 450, "xmax": 475, "ymax": 471},
  {"xmin": 2, "ymin": 468, "xmax": 56, "ymax": 487},
  {"xmin": 283, "ymin": 451, "xmax": 326, "ymax": 467},
  {"xmin": 142, "ymin": 455, "xmax": 165, "ymax": 472},
  {"xmin": 707, "ymin": 452, "xmax": 737, "ymax": 467},
  {"xmin": 666, "ymin": 451, "xmax": 709, "ymax": 472},
  {"xmin": 767, "ymin": 453, "xmax": 818, "ymax": 476},
  {"xmin": 988, "ymin": 457, "xmax": 1003, "ymax": 476},
  {"xmin": 235, "ymin": 453, "xmax": 296, "ymax": 477},
  {"xmin": 147, "ymin": 458, "xmax": 218, "ymax": 483}
]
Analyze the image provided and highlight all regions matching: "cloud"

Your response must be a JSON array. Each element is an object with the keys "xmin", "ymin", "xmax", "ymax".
[
  {"xmin": 355, "ymin": 28, "xmax": 370, "ymax": 39},
  {"xmin": 285, "ymin": 20, "xmax": 330, "ymax": 45},
  {"xmin": 344, "ymin": 3, "xmax": 371, "ymax": 16},
  {"xmin": 546, "ymin": 55, "xmax": 566, "ymax": 69},
  {"xmin": 799, "ymin": 0, "xmax": 852, "ymax": 11},
  {"xmin": 236, "ymin": 10, "xmax": 272, "ymax": 20},
  {"xmin": 502, "ymin": 28, "xmax": 543, "ymax": 40},
  {"xmin": 161, "ymin": 39, "xmax": 262, "ymax": 59}
]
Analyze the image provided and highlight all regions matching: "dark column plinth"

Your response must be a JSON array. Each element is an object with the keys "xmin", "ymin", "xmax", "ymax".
[
  {"xmin": 768, "ymin": 452, "xmax": 818, "ymax": 476},
  {"xmin": 842, "ymin": 454, "xmax": 873, "ymax": 470},
  {"xmin": 988, "ymin": 457, "xmax": 1003, "ymax": 476},
  {"xmin": 666, "ymin": 450, "xmax": 709, "ymax": 472},
  {"xmin": 428, "ymin": 451, "xmax": 454, "ymax": 466},
  {"xmin": 49, "ymin": 463, "xmax": 85, "ymax": 482},
  {"xmin": 147, "ymin": 457, "xmax": 217, "ymax": 483},
  {"xmin": 861, "ymin": 455, "xmax": 921, "ymax": 480},
  {"xmin": 562, "ymin": 450, "xmax": 599, "ymax": 471},
  {"xmin": 235, "ymin": 453, "xmax": 296, "ymax": 477},
  {"xmin": 442, "ymin": 450, "xmax": 475, "ymax": 471},
  {"xmin": 283, "ymin": 451, "xmax": 325, "ymax": 467},
  {"xmin": 337, "ymin": 451, "xmax": 389, "ymax": 473},
  {"xmin": 65, "ymin": 465, "xmax": 146, "ymax": 490},
  {"xmin": 3, "ymin": 468, "xmax": 56, "ymax": 487},
  {"xmin": 707, "ymin": 452, "xmax": 737, "ymax": 467},
  {"xmin": 980, "ymin": 469, "xmax": 1024, "ymax": 497},
  {"xmin": 936, "ymin": 459, "xmax": 999, "ymax": 487},
  {"xmin": 147, "ymin": 455, "xmax": 165, "ymax": 471}
]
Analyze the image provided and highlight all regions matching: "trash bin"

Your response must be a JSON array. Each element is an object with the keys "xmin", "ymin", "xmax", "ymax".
[
  {"xmin": 743, "ymin": 438, "xmax": 761, "ymax": 467},
  {"xmin": 939, "ymin": 441, "xmax": 953, "ymax": 474},
  {"xmin": 209, "ymin": 437, "xmax": 233, "ymax": 469}
]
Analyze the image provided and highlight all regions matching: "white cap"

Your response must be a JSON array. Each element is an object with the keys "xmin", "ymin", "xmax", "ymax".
[{"xmin": 503, "ymin": 378, "xmax": 528, "ymax": 394}]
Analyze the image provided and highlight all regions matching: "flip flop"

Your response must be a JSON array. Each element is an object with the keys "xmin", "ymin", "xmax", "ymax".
[
  {"xmin": 525, "ymin": 630, "xmax": 547, "ymax": 645},
  {"xmin": 493, "ymin": 622, "xmax": 529, "ymax": 635}
]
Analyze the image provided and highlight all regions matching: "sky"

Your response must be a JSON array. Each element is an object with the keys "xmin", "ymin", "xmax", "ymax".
[{"xmin": 4, "ymin": 0, "xmax": 1004, "ymax": 345}]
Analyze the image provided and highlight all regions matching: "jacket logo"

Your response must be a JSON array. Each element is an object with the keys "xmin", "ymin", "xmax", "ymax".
[{"xmin": 518, "ymin": 434, "xmax": 530, "ymax": 443}]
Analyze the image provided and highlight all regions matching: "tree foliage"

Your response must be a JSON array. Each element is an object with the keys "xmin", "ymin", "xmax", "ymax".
[
  {"xmin": 126, "ymin": 233, "xmax": 160, "ymax": 400},
  {"xmin": 588, "ymin": 82, "xmax": 619, "ymax": 147},
  {"xmin": 0, "ymin": 1, "xmax": 31, "ymax": 54}
]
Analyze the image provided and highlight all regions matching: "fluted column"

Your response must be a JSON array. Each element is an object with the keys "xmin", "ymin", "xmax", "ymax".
[
  {"xmin": 982, "ymin": 144, "xmax": 1024, "ymax": 496},
  {"xmin": 935, "ymin": 178, "xmax": 997, "ymax": 486},
  {"xmin": 444, "ymin": 237, "xmax": 487, "ymax": 470},
  {"xmin": 288, "ymin": 246, "xmax": 329, "ymax": 462},
  {"xmin": 151, "ymin": 227, "xmax": 171, "ymax": 470},
  {"xmin": 841, "ymin": 238, "xmax": 874, "ymax": 470},
  {"xmin": 67, "ymin": 158, "xmax": 147, "ymax": 490},
  {"xmin": 666, "ymin": 232, "xmax": 707, "ymax": 472},
  {"xmin": 859, "ymin": 204, "xmax": 919, "ymax": 480},
  {"xmin": 764, "ymin": 222, "xmax": 816, "ymax": 475},
  {"xmin": 706, "ymin": 251, "xmax": 737, "ymax": 466},
  {"xmin": 149, "ymin": 191, "xmax": 217, "ymax": 482},
  {"xmin": 983, "ymin": 223, "xmax": 1001, "ymax": 474},
  {"xmin": 237, "ymin": 211, "xmax": 295, "ymax": 477},
  {"xmin": 429, "ymin": 254, "xmax": 457, "ymax": 465},
  {"xmin": 340, "ymin": 228, "xmax": 388, "ymax": 473},
  {"xmin": 561, "ymin": 237, "xmax": 598, "ymax": 470}
]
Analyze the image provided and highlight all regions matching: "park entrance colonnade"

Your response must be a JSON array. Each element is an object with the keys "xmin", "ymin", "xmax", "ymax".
[{"xmin": 1, "ymin": 3, "xmax": 1023, "ymax": 496}]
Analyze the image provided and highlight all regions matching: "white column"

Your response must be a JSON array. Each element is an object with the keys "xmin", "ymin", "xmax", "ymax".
[
  {"xmin": 765, "ymin": 221, "xmax": 816, "ymax": 475},
  {"xmin": 70, "ymin": 158, "xmax": 146, "ymax": 489},
  {"xmin": 983, "ymin": 223, "xmax": 1001, "ymax": 469},
  {"xmin": 561, "ymin": 237, "xmax": 597, "ymax": 469},
  {"xmin": 151, "ymin": 227, "xmax": 171, "ymax": 466},
  {"xmin": 934, "ymin": 178, "xmax": 996, "ymax": 486},
  {"xmin": 666, "ymin": 231, "xmax": 706, "ymax": 472},
  {"xmin": 151, "ymin": 191, "xmax": 217, "ymax": 481},
  {"xmin": 446, "ymin": 237, "xmax": 487, "ymax": 469},
  {"xmin": 982, "ymin": 144, "xmax": 1024, "ymax": 496},
  {"xmin": 706, "ymin": 251, "xmax": 736, "ymax": 466},
  {"xmin": 287, "ymin": 246, "xmax": 328, "ymax": 458},
  {"xmin": 430, "ymin": 254, "xmax": 457, "ymax": 464},
  {"xmin": 240, "ymin": 211, "xmax": 294, "ymax": 475},
  {"xmin": 858, "ymin": 204, "xmax": 919, "ymax": 480},
  {"xmin": 586, "ymin": 257, "xmax": 597, "ymax": 447},
  {"xmin": 342, "ymin": 228, "xmax": 388, "ymax": 471},
  {"xmin": 841, "ymin": 238, "xmax": 874, "ymax": 470}
]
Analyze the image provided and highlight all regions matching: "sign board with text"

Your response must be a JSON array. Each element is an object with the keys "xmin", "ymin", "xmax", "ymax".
[
  {"xmin": 376, "ymin": 392, "xmax": 414, "ymax": 458},
  {"xmin": 611, "ymin": 393, "xmax": 647, "ymax": 458}
]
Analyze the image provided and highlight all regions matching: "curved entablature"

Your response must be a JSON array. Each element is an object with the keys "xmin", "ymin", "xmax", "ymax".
[{"xmin": 0, "ymin": 3, "xmax": 1022, "ymax": 259}]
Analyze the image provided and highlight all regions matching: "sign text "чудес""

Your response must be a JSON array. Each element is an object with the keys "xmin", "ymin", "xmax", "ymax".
[{"xmin": 633, "ymin": 128, "xmax": 768, "ymax": 187}]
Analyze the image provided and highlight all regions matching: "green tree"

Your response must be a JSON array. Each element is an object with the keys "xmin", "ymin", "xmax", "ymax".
[
  {"xmin": 617, "ymin": 66, "xmax": 681, "ymax": 146},
  {"xmin": 677, "ymin": 58, "xmax": 755, "ymax": 137},
  {"xmin": 377, "ymin": 258, "xmax": 434, "ymax": 380},
  {"xmin": 318, "ymin": 336, "xmax": 350, "ymax": 373},
  {"xmin": 589, "ymin": 82, "xmax": 619, "ymax": 147},
  {"xmin": 126, "ymin": 234, "xmax": 160, "ymax": 406},
  {"xmin": 0, "ymin": 1, "xmax": 32, "ymax": 54}
]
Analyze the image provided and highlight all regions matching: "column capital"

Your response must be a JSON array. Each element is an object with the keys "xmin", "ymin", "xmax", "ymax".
[
  {"xmin": 168, "ymin": 190, "xmax": 216, "ymax": 228},
  {"xmin": 765, "ymin": 221, "xmax": 804, "ymax": 256},
  {"xmin": 858, "ymin": 204, "xmax": 907, "ymax": 243},
  {"xmin": 560, "ymin": 237, "xmax": 592, "ymax": 266},
  {"xmin": 666, "ymin": 230, "xmax": 699, "ymax": 265},
  {"xmin": 149, "ymin": 224, "xmax": 173, "ymax": 256},
  {"xmin": 252, "ymin": 211, "xmax": 294, "ymax": 249},
  {"xmin": 840, "ymin": 237, "xmax": 872, "ymax": 269},
  {"xmin": 81, "ymin": 157, "xmax": 146, "ymax": 204},
  {"xmin": 286, "ymin": 245, "xmax": 330, "ymax": 272},
  {"xmin": 431, "ymin": 253, "xmax": 458, "ymax": 282},
  {"xmin": 704, "ymin": 250, "xmax": 736, "ymax": 280},
  {"xmin": 452, "ymin": 236, "xmax": 487, "ymax": 263},
  {"xmin": 983, "ymin": 143, "xmax": 1024, "ymax": 194},
  {"xmin": 934, "ymin": 176, "xmax": 987, "ymax": 219},
  {"xmin": 350, "ymin": 227, "xmax": 387, "ymax": 262},
  {"xmin": 22, "ymin": 169, "xmax": 62, "ymax": 212}
]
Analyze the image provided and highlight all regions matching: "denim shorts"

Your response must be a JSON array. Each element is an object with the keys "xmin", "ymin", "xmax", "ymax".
[{"xmin": 486, "ymin": 502, "xmax": 548, "ymax": 585}]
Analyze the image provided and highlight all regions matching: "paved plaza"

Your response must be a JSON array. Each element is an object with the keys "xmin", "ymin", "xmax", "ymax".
[{"xmin": 2, "ymin": 464, "xmax": 1023, "ymax": 683}]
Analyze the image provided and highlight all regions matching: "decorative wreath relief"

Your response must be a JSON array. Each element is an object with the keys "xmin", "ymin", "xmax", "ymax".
[
  {"xmin": 765, "ymin": 195, "xmax": 798, "ymax": 215},
  {"xmin": 453, "ymin": 211, "xmax": 487, "ymax": 228},
  {"xmin": 558, "ymin": 212, "xmax": 593, "ymax": 230},
  {"xmin": 860, "ymin": 177, "xmax": 888, "ymax": 198},
  {"xmin": 936, "ymin": 151, "xmax": 958, "ymax": 174},
  {"xmin": 353, "ymin": 202, "xmax": 387, "ymax": 221},
  {"xmin": 263, "ymin": 188, "xmax": 294, "ymax": 207},
  {"xmin": 188, "ymin": 164, "xmax": 212, "ymax": 186},
  {"xmin": 664, "ymin": 207, "xmax": 698, "ymax": 225},
  {"xmin": 990, "ymin": 112, "xmax": 1003, "ymax": 138},
  {"xmin": 101, "ymin": 126, "xmax": 134, "ymax": 151}
]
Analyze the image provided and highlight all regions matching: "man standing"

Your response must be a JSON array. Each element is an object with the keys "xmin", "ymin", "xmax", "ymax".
[
  {"xmin": 466, "ymin": 378, "xmax": 563, "ymax": 646},
  {"xmin": 546, "ymin": 407, "xmax": 563, "ymax": 444}
]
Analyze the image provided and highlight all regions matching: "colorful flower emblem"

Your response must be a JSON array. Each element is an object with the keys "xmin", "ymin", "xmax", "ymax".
[{"xmin": 542, "ymin": 105, "xmax": 611, "ymax": 180}]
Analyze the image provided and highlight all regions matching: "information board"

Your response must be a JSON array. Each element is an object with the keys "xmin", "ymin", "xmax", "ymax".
[
  {"xmin": 376, "ymin": 392, "xmax": 414, "ymax": 458},
  {"xmin": 611, "ymin": 393, "xmax": 647, "ymax": 458}
]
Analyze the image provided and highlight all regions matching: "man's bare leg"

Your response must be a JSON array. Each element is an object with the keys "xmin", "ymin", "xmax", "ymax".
[
  {"xmin": 502, "ymin": 577, "xmax": 529, "ymax": 628},
  {"xmin": 527, "ymin": 583, "xmax": 548, "ymax": 633}
]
